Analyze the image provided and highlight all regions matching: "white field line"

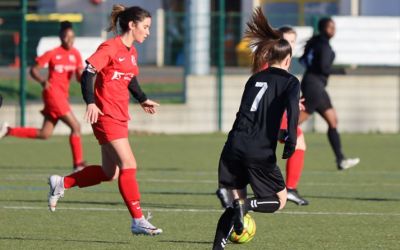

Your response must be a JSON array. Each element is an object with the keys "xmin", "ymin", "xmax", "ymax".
[
  {"xmin": 1, "ymin": 177, "xmax": 400, "ymax": 187},
  {"xmin": 2, "ymin": 205, "xmax": 400, "ymax": 217}
]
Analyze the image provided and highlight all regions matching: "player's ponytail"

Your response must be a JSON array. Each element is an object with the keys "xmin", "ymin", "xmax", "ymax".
[
  {"xmin": 107, "ymin": 4, "xmax": 126, "ymax": 33},
  {"xmin": 245, "ymin": 7, "xmax": 292, "ymax": 73},
  {"xmin": 107, "ymin": 4, "xmax": 151, "ymax": 34}
]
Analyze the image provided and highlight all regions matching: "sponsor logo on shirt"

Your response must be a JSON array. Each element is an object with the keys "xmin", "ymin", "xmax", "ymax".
[
  {"xmin": 111, "ymin": 71, "xmax": 135, "ymax": 81},
  {"xmin": 131, "ymin": 55, "xmax": 137, "ymax": 66},
  {"xmin": 118, "ymin": 57, "xmax": 126, "ymax": 62},
  {"xmin": 54, "ymin": 64, "xmax": 77, "ymax": 73},
  {"xmin": 69, "ymin": 55, "xmax": 76, "ymax": 63}
]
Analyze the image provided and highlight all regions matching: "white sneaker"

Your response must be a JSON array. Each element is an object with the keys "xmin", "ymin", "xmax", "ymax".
[
  {"xmin": 0, "ymin": 122, "xmax": 9, "ymax": 139},
  {"xmin": 338, "ymin": 158, "xmax": 360, "ymax": 170},
  {"xmin": 48, "ymin": 175, "xmax": 65, "ymax": 212},
  {"xmin": 131, "ymin": 213, "xmax": 163, "ymax": 236}
]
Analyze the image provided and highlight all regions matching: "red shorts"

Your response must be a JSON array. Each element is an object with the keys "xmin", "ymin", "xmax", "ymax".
[
  {"xmin": 41, "ymin": 88, "xmax": 71, "ymax": 122},
  {"xmin": 92, "ymin": 115, "xmax": 128, "ymax": 145},
  {"xmin": 279, "ymin": 112, "xmax": 303, "ymax": 143}
]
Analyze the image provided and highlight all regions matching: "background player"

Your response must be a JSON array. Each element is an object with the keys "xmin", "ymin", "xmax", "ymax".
[
  {"xmin": 47, "ymin": 5, "xmax": 162, "ymax": 236},
  {"xmin": 0, "ymin": 21, "xmax": 86, "ymax": 171},
  {"xmin": 278, "ymin": 26, "xmax": 308, "ymax": 205},
  {"xmin": 213, "ymin": 8, "xmax": 300, "ymax": 249},
  {"xmin": 299, "ymin": 17, "xmax": 360, "ymax": 170}
]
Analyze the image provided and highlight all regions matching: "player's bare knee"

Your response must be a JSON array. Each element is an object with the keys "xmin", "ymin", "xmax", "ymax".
[{"xmin": 38, "ymin": 131, "xmax": 51, "ymax": 140}]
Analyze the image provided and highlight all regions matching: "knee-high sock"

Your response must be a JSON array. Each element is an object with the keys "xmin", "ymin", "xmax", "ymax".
[
  {"xmin": 69, "ymin": 134, "xmax": 84, "ymax": 166},
  {"xmin": 245, "ymin": 196, "xmax": 280, "ymax": 213},
  {"xmin": 327, "ymin": 128, "xmax": 345, "ymax": 162},
  {"xmin": 7, "ymin": 127, "xmax": 38, "ymax": 139},
  {"xmin": 118, "ymin": 168, "xmax": 143, "ymax": 219},
  {"xmin": 286, "ymin": 149, "xmax": 305, "ymax": 189},
  {"xmin": 64, "ymin": 165, "xmax": 109, "ymax": 188},
  {"xmin": 212, "ymin": 208, "xmax": 234, "ymax": 250}
]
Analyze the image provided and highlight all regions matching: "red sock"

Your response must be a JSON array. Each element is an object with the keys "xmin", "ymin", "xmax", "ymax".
[
  {"xmin": 69, "ymin": 134, "xmax": 84, "ymax": 166},
  {"xmin": 286, "ymin": 149, "xmax": 305, "ymax": 190},
  {"xmin": 64, "ymin": 165, "xmax": 109, "ymax": 188},
  {"xmin": 7, "ymin": 127, "xmax": 38, "ymax": 139},
  {"xmin": 118, "ymin": 168, "xmax": 143, "ymax": 219}
]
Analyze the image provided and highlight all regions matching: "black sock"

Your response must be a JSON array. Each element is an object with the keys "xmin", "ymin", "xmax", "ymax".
[
  {"xmin": 212, "ymin": 208, "xmax": 234, "ymax": 250},
  {"xmin": 327, "ymin": 128, "xmax": 345, "ymax": 162},
  {"xmin": 245, "ymin": 196, "xmax": 280, "ymax": 213}
]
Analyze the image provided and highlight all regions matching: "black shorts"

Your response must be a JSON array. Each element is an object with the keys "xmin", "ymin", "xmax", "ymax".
[
  {"xmin": 218, "ymin": 155, "xmax": 285, "ymax": 198},
  {"xmin": 301, "ymin": 74, "xmax": 333, "ymax": 115}
]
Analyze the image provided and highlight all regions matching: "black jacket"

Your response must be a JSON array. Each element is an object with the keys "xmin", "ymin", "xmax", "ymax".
[{"xmin": 223, "ymin": 67, "xmax": 300, "ymax": 168}]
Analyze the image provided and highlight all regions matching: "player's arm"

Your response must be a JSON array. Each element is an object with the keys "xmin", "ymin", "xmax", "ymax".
[
  {"xmin": 128, "ymin": 77, "xmax": 147, "ymax": 103},
  {"xmin": 30, "ymin": 63, "xmax": 48, "ymax": 88},
  {"xmin": 81, "ymin": 63, "xmax": 103, "ymax": 123},
  {"xmin": 320, "ymin": 45, "xmax": 346, "ymax": 75},
  {"xmin": 128, "ymin": 77, "xmax": 159, "ymax": 114},
  {"xmin": 282, "ymin": 77, "xmax": 300, "ymax": 159},
  {"xmin": 75, "ymin": 68, "xmax": 83, "ymax": 83}
]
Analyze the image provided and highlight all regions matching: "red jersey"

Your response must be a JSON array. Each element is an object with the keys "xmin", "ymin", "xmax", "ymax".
[
  {"xmin": 36, "ymin": 46, "xmax": 83, "ymax": 97},
  {"xmin": 86, "ymin": 36, "xmax": 139, "ymax": 121}
]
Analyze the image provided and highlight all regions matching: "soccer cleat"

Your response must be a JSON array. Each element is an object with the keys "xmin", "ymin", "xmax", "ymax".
[
  {"xmin": 287, "ymin": 189, "xmax": 309, "ymax": 206},
  {"xmin": 48, "ymin": 175, "xmax": 65, "ymax": 212},
  {"xmin": 232, "ymin": 199, "xmax": 245, "ymax": 235},
  {"xmin": 131, "ymin": 212, "xmax": 163, "ymax": 236},
  {"xmin": 0, "ymin": 122, "xmax": 9, "ymax": 139},
  {"xmin": 338, "ymin": 158, "xmax": 360, "ymax": 170},
  {"xmin": 216, "ymin": 188, "xmax": 233, "ymax": 208}
]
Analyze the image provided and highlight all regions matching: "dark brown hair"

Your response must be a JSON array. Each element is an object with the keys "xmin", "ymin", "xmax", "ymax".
[
  {"xmin": 278, "ymin": 26, "xmax": 297, "ymax": 36},
  {"xmin": 107, "ymin": 4, "xmax": 151, "ymax": 33},
  {"xmin": 59, "ymin": 21, "xmax": 73, "ymax": 38},
  {"xmin": 245, "ymin": 7, "xmax": 292, "ymax": 73}
]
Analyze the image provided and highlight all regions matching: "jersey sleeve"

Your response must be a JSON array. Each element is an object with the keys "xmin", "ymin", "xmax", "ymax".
[
  {"xmin": 285, "ymin": 76, "xmax": 300, "ymax": 146},
  {"xmin": 86, "ymin": 42, "xmax": 113, "ymax": 72},
  {"xmin": 35, "ymin": 50, "xmax": 53, "ymax": 68}
]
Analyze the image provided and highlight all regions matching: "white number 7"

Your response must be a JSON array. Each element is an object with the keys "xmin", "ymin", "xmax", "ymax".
[{"xmin": 250, "ymin": 81, "xmax": 268, "ymax": 111}]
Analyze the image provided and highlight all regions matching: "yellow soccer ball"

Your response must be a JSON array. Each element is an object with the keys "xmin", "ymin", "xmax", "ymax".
[{"xmin": 229, "ymin": 214, "xmax": 256, "ymax": 244}]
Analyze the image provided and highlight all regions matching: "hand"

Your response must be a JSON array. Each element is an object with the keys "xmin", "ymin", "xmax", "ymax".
[
  {"xmin": 41, "ymin": 80, "xmax": 50, "ymax": 89},
  {"xmin": 282, "ymin": 143, "xmax": 295, "ymax": 159},
  {"xmin": 299, "ymin": 98, "xmax": 305, "ymax": 111},
  {"xmin": 140, "ymin": 99, "xmax": 160, "ymax": 114},
  {"xmin": 84, "ymin": 103, "xmax": 104, "ymax": 124}
]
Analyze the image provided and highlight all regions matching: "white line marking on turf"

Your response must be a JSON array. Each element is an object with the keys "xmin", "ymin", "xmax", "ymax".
[{"xmin": 3, "ymin": 206, "xmax": 400, "ymax": 217}]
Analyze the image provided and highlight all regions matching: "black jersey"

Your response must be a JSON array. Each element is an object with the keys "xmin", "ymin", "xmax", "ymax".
[
  {"xmin": 223, "ymin": 67, "xmax": 300, "ymax": 169},
  {"xmin": 299, "ymin": 35, "xmax": 345, "ymax": 86}
]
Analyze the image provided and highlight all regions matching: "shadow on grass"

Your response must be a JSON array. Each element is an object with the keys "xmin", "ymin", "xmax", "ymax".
[
  {"xmin": 0, "ymin": 236, "xmax": 129, "ymax": 245},
  {"xmin": 159, "ymin": 240, "xmax": 212, "ymax": 245},
  {"xmin": 306, "ymin": 195, "xmax": 400, "ymax": 202}
]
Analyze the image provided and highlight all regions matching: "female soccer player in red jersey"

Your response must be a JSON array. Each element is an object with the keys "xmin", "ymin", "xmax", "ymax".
[
  {"xmin": 278, "ymin": 27, "xmax": 309, "ymax": 205},
  {"xmin": 47, "ymin": 5, "xmax": 162, "ymax": 236},
  {"xmin": 0, "ymin": 21, "xmax": 86, "ymax": 170}
]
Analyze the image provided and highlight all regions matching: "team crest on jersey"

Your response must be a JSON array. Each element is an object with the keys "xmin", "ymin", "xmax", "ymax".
[
  {"xmin": 69, "ymin": 54, "xmax": 76, "ymax": 63},
  {"xmin": 131, "ymin": 55, "xmax": 137, "ymax": 66}
]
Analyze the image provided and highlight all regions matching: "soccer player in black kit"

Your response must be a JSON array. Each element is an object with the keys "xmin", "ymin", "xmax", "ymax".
[
  {"xmin": 212, "ymin": 8, "xmax": 300, "ymax": 249},
  {"xmin": 299, "ymin": 17, "xmax": 359, "ymax": 170}
]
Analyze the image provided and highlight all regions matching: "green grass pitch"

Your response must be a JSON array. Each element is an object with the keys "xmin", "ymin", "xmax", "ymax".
[{"xmin": 0, "ymin": 133, "xmax": 399, "ymax": 249}]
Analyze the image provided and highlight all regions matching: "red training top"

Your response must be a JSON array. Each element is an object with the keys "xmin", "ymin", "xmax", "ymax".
[
  {"xmin": 86, "ymin": 36, "xmax": 140, "ymax": 121},
  {"xmin": 36, "ymin": 46, "xmax": 83, "ymax": 98}
]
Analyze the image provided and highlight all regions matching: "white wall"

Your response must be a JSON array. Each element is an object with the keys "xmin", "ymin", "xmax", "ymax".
[{"xmin": 2, "ymin": 74, "xmax": 399, "ymax": 134}]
